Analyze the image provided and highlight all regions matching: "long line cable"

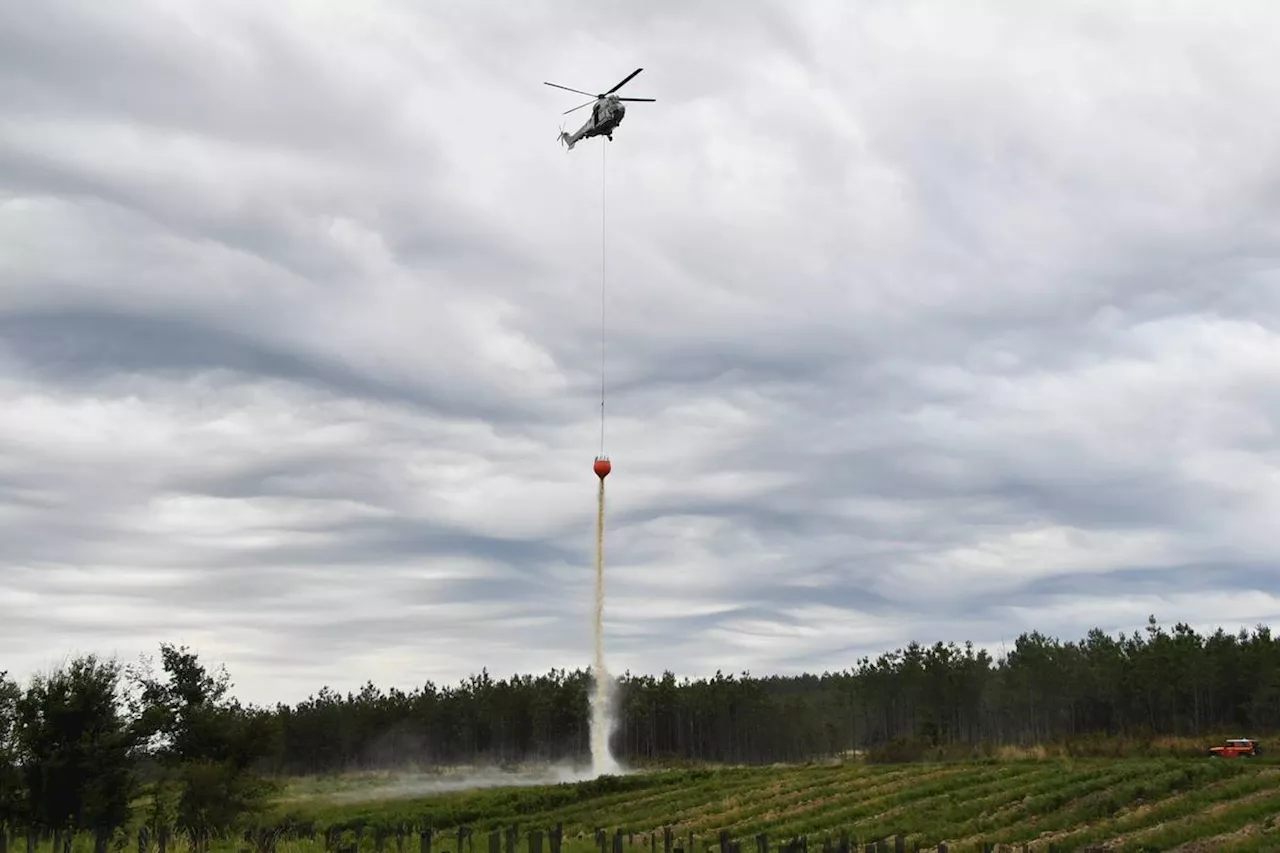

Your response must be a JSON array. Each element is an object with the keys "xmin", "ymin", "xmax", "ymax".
[{"xmin": 599, "ymin": 140, "xmax": 607, "ymax": 456}]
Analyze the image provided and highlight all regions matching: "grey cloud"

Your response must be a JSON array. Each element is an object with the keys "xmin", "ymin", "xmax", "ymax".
[
  {"xmin": 1014, "ymin": 562, "xmax": 1278, "ymax": 601},
  {"xmin": 0, "ymin": 306, "xmax": 573, "ymax": 427},
  {"xmin": 2, "ymin": 0, "xmax": 1279, "ymax": 705}
]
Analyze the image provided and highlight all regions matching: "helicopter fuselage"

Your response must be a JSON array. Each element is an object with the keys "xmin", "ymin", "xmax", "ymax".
[{"xmin": 565, "ymin": 96, "xmax": 625, "ymax": 147}]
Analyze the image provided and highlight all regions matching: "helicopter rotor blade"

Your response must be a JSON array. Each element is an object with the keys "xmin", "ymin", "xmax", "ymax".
[
  {"xmin": 544, "ymin": 81, "xmax": 597, "ymax": 98},
  {"xmin": 605, "ymin": 67, "xmax": 643, "ymax": 94},
  {"xmin": 616, "ymin": 97, "xmax": 655, "ymax": 102},
  {"xmin": 563, "ymin": 99, "xmax": 595, "ymax": 115}
]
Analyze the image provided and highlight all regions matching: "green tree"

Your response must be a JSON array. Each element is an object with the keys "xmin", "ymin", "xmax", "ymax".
[
  {"xmin": 13, "ymin": 656, "xmax": 136, "ymax": 850},
  {"xmin": 0, "ymin": 671, "xmax": 25, "ymax": 834},
  {"xmin": 128, "ymin": 645, "xmax": 275, "ymax": 852}
]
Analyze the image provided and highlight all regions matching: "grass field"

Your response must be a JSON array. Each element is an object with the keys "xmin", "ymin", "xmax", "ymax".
[{"xmin": 258, "ymin": 756, "xmax": 1280, "ymax": 853}]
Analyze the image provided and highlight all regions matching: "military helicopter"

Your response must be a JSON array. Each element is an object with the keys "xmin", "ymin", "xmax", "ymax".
[{"xmin": 544, "ymin": 67, "xmax": 655, "ymax": 150}]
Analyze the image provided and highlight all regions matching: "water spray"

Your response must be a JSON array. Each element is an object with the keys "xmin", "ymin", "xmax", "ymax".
[{"xmin": 590, "ymin": 456, "xmax": 618, "ymax": 776}]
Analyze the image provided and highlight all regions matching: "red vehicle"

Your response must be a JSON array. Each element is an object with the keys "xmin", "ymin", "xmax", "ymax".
[{"xmin": 1208, "ymin": 737, "xmax": 1261, "ymax": 758}]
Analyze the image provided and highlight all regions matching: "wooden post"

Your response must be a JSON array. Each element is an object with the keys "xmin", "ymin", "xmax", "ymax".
[
  {"xmin": 550, "ymin": 826, "xmax": 562, "ymax": 853},
  {"xmin": 420, "ymin": 830, "xmax": 434, "ymax": 853},
  {"xmin": 488, "ymin": 832, "xmax": 500, "ymax": 853},
  {"xmin": 614, "ymin": 829, "xmax": 625, "ymax": 853},
  {"xmin": 894, "ymin": 838, "xmax": 904, "ymax": 853},
  {"xmin": 530, "ymin": 829, "xmax": 544, "ymax": 853},
  {"xmin": 664, "ymin": 828, "xmax": 673, "ymax": 853}
]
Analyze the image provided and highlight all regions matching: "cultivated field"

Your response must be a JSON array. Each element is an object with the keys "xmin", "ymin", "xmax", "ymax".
[
  {"xmin": 13, "ymin": 757, "xmax": 1280, "ymax": 853},
  {"xmin": 261, "ymin": 757, "xmax": 1280, "ymax": 853}
]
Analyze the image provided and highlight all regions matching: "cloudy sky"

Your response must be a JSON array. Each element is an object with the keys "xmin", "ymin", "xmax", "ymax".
[{"xmin": 3, "ymin": 0, "xmax": 1279, "ymax": 707}]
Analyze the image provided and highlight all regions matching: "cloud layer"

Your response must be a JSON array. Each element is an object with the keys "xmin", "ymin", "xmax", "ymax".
[{"xmin": 3, "ymin": 0, "xmax": 1279, "ymax": 705}]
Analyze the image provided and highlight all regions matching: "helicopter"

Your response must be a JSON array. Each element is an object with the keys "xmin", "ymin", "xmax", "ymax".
[{"xmin": 543, "ymin": 67, "xmax": 655, "ymax": 150}]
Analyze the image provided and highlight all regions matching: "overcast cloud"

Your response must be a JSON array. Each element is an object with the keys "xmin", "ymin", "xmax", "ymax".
[{"xmin": 3, "ymin": 0, "xmax": 1279, "ymax": 706}]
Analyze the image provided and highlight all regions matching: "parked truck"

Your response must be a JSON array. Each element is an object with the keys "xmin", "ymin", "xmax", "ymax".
[{"xmin": 1207, "ymin": 737, "xmax": 1261, "ymax": 758}]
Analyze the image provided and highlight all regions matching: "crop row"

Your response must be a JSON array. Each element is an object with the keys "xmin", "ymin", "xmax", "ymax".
[
  {"xmin": 9, "ymin": 759, "xmax": 1278, "ymax": 853},
  {"xmin": 261, "ymin": 758, "xmax": 1280, "ymax": 851}
]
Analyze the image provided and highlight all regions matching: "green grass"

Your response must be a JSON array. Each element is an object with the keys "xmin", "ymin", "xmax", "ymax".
[{"xmin": 12, "ymin": 757, "xmax": 1280, "ymax": 853}]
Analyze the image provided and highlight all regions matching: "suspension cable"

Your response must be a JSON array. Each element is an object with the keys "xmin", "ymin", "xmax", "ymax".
[{"xmin": 599, "ymin": 140, "xmax": 607, "ymax": 456}]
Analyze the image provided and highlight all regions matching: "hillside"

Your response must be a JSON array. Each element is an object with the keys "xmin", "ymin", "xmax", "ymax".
[{"xmin": 268, "ymin": 757, "xmax": 1280, "ymax": 853}]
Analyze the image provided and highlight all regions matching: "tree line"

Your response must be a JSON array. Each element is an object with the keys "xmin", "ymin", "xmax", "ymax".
[
  {"xmin": 2, "ymin": 616, "xmax": 1276, "ymax": 841},
  {"xmin": 263, "ymin": 616, "xmax": 1278, "ymax": 773}
]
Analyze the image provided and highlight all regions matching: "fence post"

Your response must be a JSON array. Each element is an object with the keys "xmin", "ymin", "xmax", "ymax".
[{"xmin": 420, "ymin": 828, "xmax": 434, "ymax": 853}]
